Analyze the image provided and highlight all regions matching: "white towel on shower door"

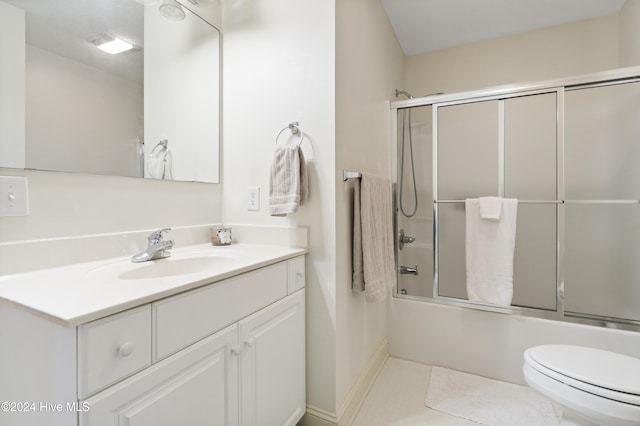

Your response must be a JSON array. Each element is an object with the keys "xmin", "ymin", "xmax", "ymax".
[
  {"xmin": 465, "ymin": 197, "xmax": 517, "ymax": 306},
  {"xmin": 479, "ymin": 196, "xmax": 503, "ymax": 221}
]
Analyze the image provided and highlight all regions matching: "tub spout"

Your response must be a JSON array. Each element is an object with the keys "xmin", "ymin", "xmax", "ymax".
[{"xmin": 400, "ymin": 265, "xmax": 419, "ymax": 275}]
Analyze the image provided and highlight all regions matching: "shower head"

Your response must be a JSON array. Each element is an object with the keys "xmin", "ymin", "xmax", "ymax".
[{"xmin": 395, "ymin": 89, "xmax": 413, "ymax": 99}]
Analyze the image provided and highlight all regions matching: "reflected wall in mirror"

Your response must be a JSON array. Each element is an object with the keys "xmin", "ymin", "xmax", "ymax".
[{"xmin": 0, "ymin": 0, "xmax": 220, "ymax": 183}]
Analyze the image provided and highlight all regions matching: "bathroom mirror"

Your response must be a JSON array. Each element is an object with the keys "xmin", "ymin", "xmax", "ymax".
[{"xmin": 0, "ymin": 0, "xmax": 220, "ymax": 183}]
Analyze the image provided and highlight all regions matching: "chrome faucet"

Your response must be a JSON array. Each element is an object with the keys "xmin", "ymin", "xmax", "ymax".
[{"xmin": 132, "ymin": 228, "xmax": 174, "ymax": 263}]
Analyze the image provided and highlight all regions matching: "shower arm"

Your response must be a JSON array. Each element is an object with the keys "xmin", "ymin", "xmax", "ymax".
[{"xmin": 395, "ymin": 89, "xmax": 413, "ymax": 99}]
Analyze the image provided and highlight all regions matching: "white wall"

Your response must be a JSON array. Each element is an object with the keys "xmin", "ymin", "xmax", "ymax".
[
  {"xmin": 405, "ymin": 14, "xmax": 620, "ymax": 97},
  {"xmin": 0, "ymin": 1, "xmax": 25, "ymax": 169},
  {"xmin": 0, "ymin": 168, "xmax": 221, "ymax": 243},
  {"xmin": 222, "ymin": 0, "xmax": 403, "ymax": 421},
  {"xmin": 221, "ymin": 0, "xmax": 337, "ymax": 417},
  {"xmin": 335, "ymin": 0, "xmax": 403, "ymax": 417},
  {"xmin": 390, "ymin": 10, "xmax": 640, "ymax": 384},
  {"xmin": 619, "ymin": 0, "xmax": 640, "ymax": 67}
]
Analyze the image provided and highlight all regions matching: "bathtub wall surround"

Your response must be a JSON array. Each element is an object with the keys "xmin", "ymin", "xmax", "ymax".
[
  {"xmin": 0, "ymin": 224, "xmax": 307, "ymax": 276},
  {"xmin": 388, "ymin": 297, "xmax": 640, "ymax": 387}
]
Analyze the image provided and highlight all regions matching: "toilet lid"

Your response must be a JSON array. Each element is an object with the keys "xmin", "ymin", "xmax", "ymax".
[{"xmin": 527, "ymin": 345, "xmax": 640, "ymax": 399}]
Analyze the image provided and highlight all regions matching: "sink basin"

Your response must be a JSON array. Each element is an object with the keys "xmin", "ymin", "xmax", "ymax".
[{"xmin": 88, "ymin": 251, "xmax": 238, "ymax": 280}]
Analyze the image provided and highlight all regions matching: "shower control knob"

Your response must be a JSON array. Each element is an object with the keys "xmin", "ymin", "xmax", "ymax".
[{"xmin": 399, "ymin": 229, "xmax": 416, "ymax": 249}]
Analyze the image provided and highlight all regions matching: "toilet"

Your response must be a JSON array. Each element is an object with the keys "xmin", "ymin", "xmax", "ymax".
[{"xmin": 523, "ymin": 345, "xmax": 640, "ymax": 425}]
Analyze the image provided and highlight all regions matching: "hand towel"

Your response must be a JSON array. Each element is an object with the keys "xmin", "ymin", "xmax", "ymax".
[
  {"xmin": 359, "ymin": 173, "xmax": 395, "ymax": 301},
  {"xmin": 352, "ymin": 178, "xmax": 365, "ymax": 293},
  {"xmin": 465, "ymin": 197, "xmax": 517, "ymax": 306},
  {"xmin": 269, "ymin": 145, "xmax": 309, "ymax": 216},
  {"xmin": 146, "ymin": 155, "xmax": 164, "ymax": 179},
  {"xmin": 479, "ymin": 196, "xmax": 502, "ymax": 221},
  {"xmin": 146, "ymin": 145, "xmax": 173, "ymax": 180}
]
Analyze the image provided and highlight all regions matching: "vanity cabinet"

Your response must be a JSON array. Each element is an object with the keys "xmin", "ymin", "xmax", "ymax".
[
  {"xmin": 240, "ymin": 290, "xmax": 305, "ymax": 425},
  {"xmin": 0, "ymin": 255, "xmax": 305, "ymax": 426},
  {"xmin": 81, "ymin": 323, "xmax": 240, "ymax": 425},
  {"xmin": 81, "ymin": 290, "xmax": 305, "ymax": 426}
]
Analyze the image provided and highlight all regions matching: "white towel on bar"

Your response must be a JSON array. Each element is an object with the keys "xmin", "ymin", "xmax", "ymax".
[
  {"xmin": 269, "ymin": 145, "xmax": 308, "ymax": 216},
  {"xmin": 360, "ymin": 173, "xmax": 395, "ymax": 302},
  {"xmin": 465, "ymin": 197, "xmax": 518, "ymax": 306},
  {"xmin": 479, "ymin": 196, "xmax": 502, "ymax": 221}
]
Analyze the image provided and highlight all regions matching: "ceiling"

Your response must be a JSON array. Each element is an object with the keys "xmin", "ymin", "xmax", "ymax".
[
  {"xmin": 380, "ymin": 0, "xmax": 627, "ymax": 56},
  {"xmin": 7, "ymin": 0, "xmax": 628, "ymax": 74}
]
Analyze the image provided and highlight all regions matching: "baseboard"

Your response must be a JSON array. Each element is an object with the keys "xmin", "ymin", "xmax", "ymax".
[
  {"xmin": 300, "ymin": 338, "xmax": 388, "ymax": 426},
  {"xmin": 337, "ymin": 338, "xmax": 388, "ymax": 425},
  {"xmin": 301, "ymin": 405, "xmax": 338, "ymax": 426}
]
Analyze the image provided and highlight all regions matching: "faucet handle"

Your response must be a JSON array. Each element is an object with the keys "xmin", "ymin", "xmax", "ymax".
[{"xmin": 149, "ymin": 228, "xmax": 171, "ymax": 243}]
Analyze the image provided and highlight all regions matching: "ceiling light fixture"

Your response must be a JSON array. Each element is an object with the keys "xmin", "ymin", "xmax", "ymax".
[
  {"xmin": 159, "ymin": 0, "xmax": 186, "ymax": 21},
  {"xmin": 95, "ymin": 37, "xmax": 134, "ymax": 55},
  {"xmin": 136, "ymin": 0, "xmax": 160, "ymax": 5}
]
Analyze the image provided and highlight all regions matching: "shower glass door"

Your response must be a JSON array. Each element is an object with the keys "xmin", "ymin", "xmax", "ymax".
[
  {"xmin": 564, "ymin": 81, "xmax": 640, "ymax": 323},
  {"xmin": 392, "ymin": 69, "xmax": 640, "ymax": 331},
  {"xmin": 434, "ymin": 92, "xmax": 558, "ymax": 310}
]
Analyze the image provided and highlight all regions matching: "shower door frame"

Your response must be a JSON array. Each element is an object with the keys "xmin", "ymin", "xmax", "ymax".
[{"xmin": 391, "ymin": 65, "xmax": 640, "ymax": 332}]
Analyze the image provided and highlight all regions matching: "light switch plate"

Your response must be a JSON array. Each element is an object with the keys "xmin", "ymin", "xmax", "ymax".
[{"xmin": 0, "ymin": 176, "xmax": 29, "ymax": 217}]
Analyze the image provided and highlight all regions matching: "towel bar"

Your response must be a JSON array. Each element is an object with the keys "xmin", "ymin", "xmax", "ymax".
[
  {"xmin": 435, "ymin": 199, "xmax": 562, "ymax": 204},
  {"xmin": 343, "ymin": 170, "xmax": 362, "ymax": 181},
  {"xmin": 435, "ymin": 199, "xmax": 640, "ymax": 204}
]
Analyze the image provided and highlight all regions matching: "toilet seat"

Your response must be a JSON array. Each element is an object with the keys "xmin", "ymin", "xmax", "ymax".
[
  {"xmin": 523, "ymin": 345, "xmax": 640, "ymax": 425},
  {"xmin": 525, "ymin": 345, "xmax": 640, "ymax": 406}
]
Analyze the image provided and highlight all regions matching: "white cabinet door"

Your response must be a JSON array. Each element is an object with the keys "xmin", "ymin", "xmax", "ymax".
[
  {"xmin": 81, "ymin": 324, "xmax": 239, "ymax": 426},
  {"xmin": 239, "ymin": 290, "xmax": 305, "ymax": 426}
]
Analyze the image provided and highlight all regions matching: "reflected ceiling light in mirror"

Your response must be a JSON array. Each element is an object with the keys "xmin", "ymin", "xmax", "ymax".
[
  {"xmin": 94, "ymin": 37, "xmax": 134, "ymax": 54},
  {"xmin": 136, "ymin": 0, "xmax": 160, "ymax": 5},
  {"xmin": 159, "ymin": 0, "xmax": 186, "ymax": 21}
]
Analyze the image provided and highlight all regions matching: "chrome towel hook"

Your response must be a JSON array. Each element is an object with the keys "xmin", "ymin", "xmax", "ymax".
[{"xmin": 275, "ymin": 122, "xmax": 305, "ymax": 146}]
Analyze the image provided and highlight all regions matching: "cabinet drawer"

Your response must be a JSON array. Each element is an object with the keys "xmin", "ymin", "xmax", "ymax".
[
  {"xmin": 153, "ymin": 262, "xmax": 288, "ymax": 362},
  {"xmin": 287, "ymin": 256, "xmax": 305, "ymax": 294},
  {"xmin": 78, "ymin": 305, "xmax": 151, "ymax": 399}
]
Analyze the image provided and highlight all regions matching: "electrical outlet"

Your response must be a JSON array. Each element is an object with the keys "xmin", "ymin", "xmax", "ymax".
[
  {"xmin": 248, "ymin": 186, "xmax": 260, "ymax": 211},
  {"xmin": 0, "ymin": 176, "xmax": 29, "ymax": 217}
]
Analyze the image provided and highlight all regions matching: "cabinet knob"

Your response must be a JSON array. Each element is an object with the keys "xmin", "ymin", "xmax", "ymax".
[
  {"xmin": 231, "ymin": 347, "xmax": 241, "ymax": 356},
  {"xmin": 244, "ymin": 338, "xmax": 255, "ymax": 348},
  {"xmin": 117, "ymin": 342, "xmax": 135, "ymax": 357}
]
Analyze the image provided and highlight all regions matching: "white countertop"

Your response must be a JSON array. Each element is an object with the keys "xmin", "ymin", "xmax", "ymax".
[{"xmin": 0, "ymin": 243, "xmax": 307, "ymax": 326}]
